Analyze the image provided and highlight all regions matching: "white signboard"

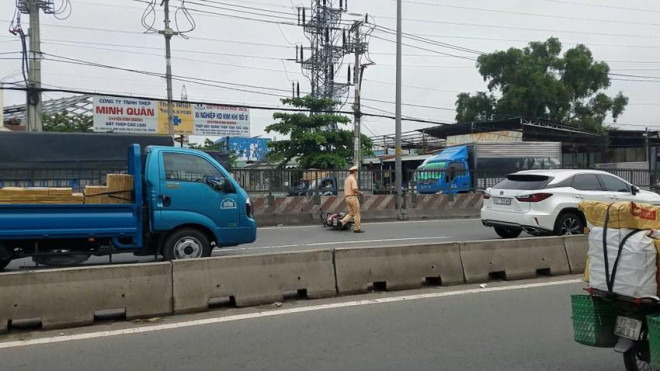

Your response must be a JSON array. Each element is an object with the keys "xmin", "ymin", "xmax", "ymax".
[
  {"xmin": 93, "ymin": 96, "xmax": 250, "ymax": 137},
  {"xmin": 93, "ymin": 96, "xmax": 158, "ymax": 134},
  {"xmin": 193, "ymin": 104, "xmax": 250, "ymax": 137}
]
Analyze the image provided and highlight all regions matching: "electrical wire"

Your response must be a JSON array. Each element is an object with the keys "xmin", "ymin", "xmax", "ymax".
[
  {"xmin": 52, "ymin": 0, "xmax": 73, "ymax": 21},
  {"xmin": 7, "ymin": 9, "xmax": 28, "ymax": 85},
  {"xmin": 175, "ymin": 0, "xmax": 197, "ymax": 38},
  {"xmin": 140, "ymin": 0, "xmax": 159, "ymax": 34},
  {"xmin": 400, "ymin": 1, "xmax": 660, "ymax": 27}
]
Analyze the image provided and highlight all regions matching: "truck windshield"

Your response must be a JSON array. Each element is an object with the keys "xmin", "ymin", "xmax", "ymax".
[{"xmin": 417, "ymin": 162, "xmax": 447, "ymax": 181}]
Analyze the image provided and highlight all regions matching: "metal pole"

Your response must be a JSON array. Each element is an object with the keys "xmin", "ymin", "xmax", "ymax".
[
  {"xmin": 27, "ymin": 0, "xmax": 42, "ymax": 132},
  {"xmin": 395, "ymin": 0, "xmax": 404, "ymax": 218},
  {"xmin": 353, "ymin": 21, "xmax": 362, "ymax": 167},
  {"xmin": 647, "ymin": 127, "xmax": 653, "ymax": 190},
  {"xmin": 161, "ymin": 0, "xmax": 175, "ymax": 137}
]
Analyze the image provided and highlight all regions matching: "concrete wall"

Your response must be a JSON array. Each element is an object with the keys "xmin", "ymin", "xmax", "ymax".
[
  {"xmin": 0, "ymin": 262, "xmax": 171, "ymax": 332},
  {"xmin": 0, "ymin": 236, "xmax": 588, "ymax": 332},
  {"xmin": 172, "ymin": 250, "xmax": 336, "ymax": 312},
  {"xmin": 254, "ymin": 193, "xmax": 484, "ymax": 226}
]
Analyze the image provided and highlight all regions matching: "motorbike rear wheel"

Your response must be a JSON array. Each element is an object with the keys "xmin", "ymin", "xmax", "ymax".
[{"xmin": 623, "ymin": 341, "xmax": 651, "ymax": 371}]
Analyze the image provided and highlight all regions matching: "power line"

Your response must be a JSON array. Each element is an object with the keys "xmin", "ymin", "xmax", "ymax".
[
  {"xmin": 400, "ymin": 1, "xmax": 660, "ymax": 27},
  {"xmin": 371, "ymin": 16, "xmax": 660, "ymax": 40},
  {"xmin": 31, "ymin": 22, "xmax": 295, "ymax": 49},
  {"xmin": 39, "ymin": 53, "xmax": 453, "ymax": 112},
  {"xmin": 370, "ymin": 34, "xmax": 477, "ymax": 61},
  {"xmin": 1, "ymin": 84, "xmax": 451, "ymax": 126},
  {"xmin": 542, "ymin": 0, "xmax": 660, "ymax": 14}
]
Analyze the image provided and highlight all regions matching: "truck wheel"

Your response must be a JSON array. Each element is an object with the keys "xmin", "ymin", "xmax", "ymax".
[
  {"xmin": 0, "ymin": 259, "xmax": 9, "ymax": 270},
  {"xmin": 554, "ymin": 212, "xmax": 585, "ymax": 236},
  {"xmin": 494, "ymin": 227, "xmax": 522, "ymax": 239},
  {"xmin": 163, "ymin": 228, "xmax": 212, "ymax": 261}
]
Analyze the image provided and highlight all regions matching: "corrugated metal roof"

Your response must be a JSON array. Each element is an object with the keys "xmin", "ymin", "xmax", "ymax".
[{"xmin": 475, "ymin": 142, "xmax": 562, "ymax": 158}]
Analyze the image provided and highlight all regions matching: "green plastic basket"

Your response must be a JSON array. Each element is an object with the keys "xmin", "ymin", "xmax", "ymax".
[
  {"xmin": 646, "ymin": 314, "xmax": 660, "ymax": 370},
  {"xmin": 571, "ymin": 294, "xmax": 618, "ymax": 347}
]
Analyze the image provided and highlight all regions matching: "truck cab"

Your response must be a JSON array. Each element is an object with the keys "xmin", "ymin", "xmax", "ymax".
[
  {"xmin": 148, "ymin": 146, "xmax": 256, "ymax": 248},
  {"xmin": 416, "ymin": 146, "xmax": 471, "ymax": 194}
]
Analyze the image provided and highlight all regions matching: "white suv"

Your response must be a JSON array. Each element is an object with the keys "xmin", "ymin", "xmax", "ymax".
[{"xmin": 481, "ymin": 169, "xmax": 660, "ymax": 238}]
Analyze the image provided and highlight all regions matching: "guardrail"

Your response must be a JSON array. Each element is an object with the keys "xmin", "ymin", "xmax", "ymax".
[{"xmin": 0, "ymin": 235, "xmax": 587, "ymax": 333}]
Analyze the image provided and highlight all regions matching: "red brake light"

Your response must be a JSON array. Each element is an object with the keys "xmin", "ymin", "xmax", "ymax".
[
  {"xmin": 483, "ymin": 192, "xmax": 491, "ymax": 200},
  {"xmin": 515, "ymin": 193, "xmax": 553, "ymax": 202}
]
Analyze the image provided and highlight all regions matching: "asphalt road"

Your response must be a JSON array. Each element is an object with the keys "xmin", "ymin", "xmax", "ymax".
[
  {"xmin": 4, "ymin": 218, "xmax": 507, "ymax": 271},
  {"xmin": 0, "ymin": 277, "xmax": 621, "ymax": 370}
]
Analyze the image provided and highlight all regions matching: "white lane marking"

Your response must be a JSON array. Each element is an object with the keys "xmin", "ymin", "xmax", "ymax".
[
  {"xmin": 258, "ymin": 218, "xmax": 478, "ymax": 230},
  {"xmin": 307, "ymin": 237, "xmax": 448, "ymax": 246},
  {"xmin": 0, "ymin": 278, "xmax": 581, "ymax": 350},
  {"xmin": 215, "ymin": 237, "xmax": 449, "ymax": 252},
  {"xmin": 214, "ymin": 244, "xmax": 301, "ymax": 253}
]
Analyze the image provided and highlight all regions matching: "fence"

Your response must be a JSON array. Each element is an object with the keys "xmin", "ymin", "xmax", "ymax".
[{"xmin": 0, "ymin": 166, "xmax": 656, "ymax": 195}]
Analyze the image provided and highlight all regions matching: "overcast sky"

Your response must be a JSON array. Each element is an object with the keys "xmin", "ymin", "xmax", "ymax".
[{"xmin": 2, "ymin": 0, "xmax": 660, "ymax": 141}]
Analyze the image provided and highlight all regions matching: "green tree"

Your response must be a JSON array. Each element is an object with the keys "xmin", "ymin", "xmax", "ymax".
[
  {"xmin": 265, "ymin": 95, "xmax": 373, "ymax": 169},
  {"xmin": 455, "ymin": 37, "xmax": 629, "ymax": 131},
  {"xmin": 42, "ymin": 112, "xmax": 93, "ymax": 132}
]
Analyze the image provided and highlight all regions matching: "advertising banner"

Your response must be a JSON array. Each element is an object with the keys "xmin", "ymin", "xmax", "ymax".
[
  {"xmin": 93, "ymin": 96, "xmax": 158, "ymax": 134},
  {"xmin": 93, "ymin": 96, "xmax": 250, "ymax": 137}
]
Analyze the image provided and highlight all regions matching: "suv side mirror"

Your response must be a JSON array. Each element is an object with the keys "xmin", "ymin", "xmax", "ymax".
[{"xmin": 632, "ymin": 185, "xmax": 640, "ymax": 195}]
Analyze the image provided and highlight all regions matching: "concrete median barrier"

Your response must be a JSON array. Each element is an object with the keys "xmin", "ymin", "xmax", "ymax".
[
  {"xmin": 0, "ymin": 262, "xmax": 172, "ymax": 333},
  {"xmin": 334, "ymin": 243, "xmax": 464, "ymax": 295},
  {"xmin": 408, "ymin": 193, "xmax": 483, "ymax": 220},
  {"xmin": 563, "ymin": 235, "xmax": 589, "ymax": 274},
  {"xmin": 460, "ymin": 237, "xmax": 570, "ymax": 283},
  {"xmin": 172, "ymin": 249, "xmax": 336, "ymax": 313}
]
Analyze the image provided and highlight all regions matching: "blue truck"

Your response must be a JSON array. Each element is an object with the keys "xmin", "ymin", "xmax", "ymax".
[
  {"xmin": 415, "ymin": 142, "xmax": 562, "ymax": 194},
  {"xmin": 0, "ymin": 144, "xmax": 257, "ymax": 270}
]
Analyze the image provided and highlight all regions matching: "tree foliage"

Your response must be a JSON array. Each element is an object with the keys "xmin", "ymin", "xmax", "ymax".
[
  {"xmin": 265, "ymin": 95, "xmax": 373, "ymax": 169},
  {"xmin": 455, "ymin": 38, "xmax": 629, "ymax": 131},
  {"xmin": 42, "ymin": 112, "xmax": 93, "ymax": 132}
]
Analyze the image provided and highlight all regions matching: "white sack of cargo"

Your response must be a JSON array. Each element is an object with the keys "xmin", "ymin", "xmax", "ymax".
[{"xmin": 588, "ymin": 227, "xmax": 657, "ymax": 298}]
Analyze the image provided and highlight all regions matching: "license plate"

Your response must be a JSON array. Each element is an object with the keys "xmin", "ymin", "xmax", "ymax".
[
  {"xmin": 493, "ymin": 197, "xmax": 511, "ymax": 205},
  {"xmin": 614, "ymin": 316, "xmax": 643, "ymax": 340},
  {"xmin": 332, "ymin": 219, "xmax": 338, "ymax": 227}
]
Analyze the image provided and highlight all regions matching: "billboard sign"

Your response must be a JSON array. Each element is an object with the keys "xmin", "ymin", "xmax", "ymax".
[
  {"xmin": 93, "ymin": 96, "xmax": 250, "ymax": 137},
  {"xmin": 215, "ymin": 137, "xmax": 270, "ymax": 162},
  {"xmin": 92, "ymin": 96, "xmax": 158, "ymax": 134}
]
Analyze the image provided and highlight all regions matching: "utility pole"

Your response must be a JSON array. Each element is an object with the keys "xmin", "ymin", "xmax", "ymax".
[
  {"xmin": 27, "ymin": 0, "xmax": 42, "ymax": 132},
  {"xmin": 352, "ymin": 20, "xmax": 363, "ymax": 168},
  {"xmin": 395, "ymin": 0, "xmax": 404, "ymax": 218},
  {"xmin": 160, "ymin": 0, "xmax": 177, "ymax": 137},
  {"xmin": 647, "ymin": 127, "xmax": 654, "ymax": 190}
]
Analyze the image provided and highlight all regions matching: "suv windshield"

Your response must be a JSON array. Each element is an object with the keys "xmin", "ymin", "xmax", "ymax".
[{"xmin": 492, "ymin": 174, "xmax": 553, "ymax": 190}]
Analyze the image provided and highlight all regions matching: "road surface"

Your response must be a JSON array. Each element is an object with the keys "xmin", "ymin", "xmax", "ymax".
[
  {"xmin": 0, "ymin": 277, "xmax": 621, "ymax": 370},
  {"xmin": 4, "ymin": 218, "xmax": 513, "ymax": 271}
]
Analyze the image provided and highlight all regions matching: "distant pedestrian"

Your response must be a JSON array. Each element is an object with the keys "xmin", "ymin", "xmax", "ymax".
[{"xmin": 341, "ymin": 166, "xmax": 364, "ymax": 233}]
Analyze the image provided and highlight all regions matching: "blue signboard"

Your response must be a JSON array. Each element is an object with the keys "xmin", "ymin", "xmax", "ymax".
[{"xmin": 215, "ymin": 137, "xmax": 270, "ymax": 162}]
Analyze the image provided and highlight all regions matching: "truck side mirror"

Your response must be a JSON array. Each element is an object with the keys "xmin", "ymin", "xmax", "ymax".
[{"xmin": 205, "ymin": 175, "xmax": 234, "ymax": 193}]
